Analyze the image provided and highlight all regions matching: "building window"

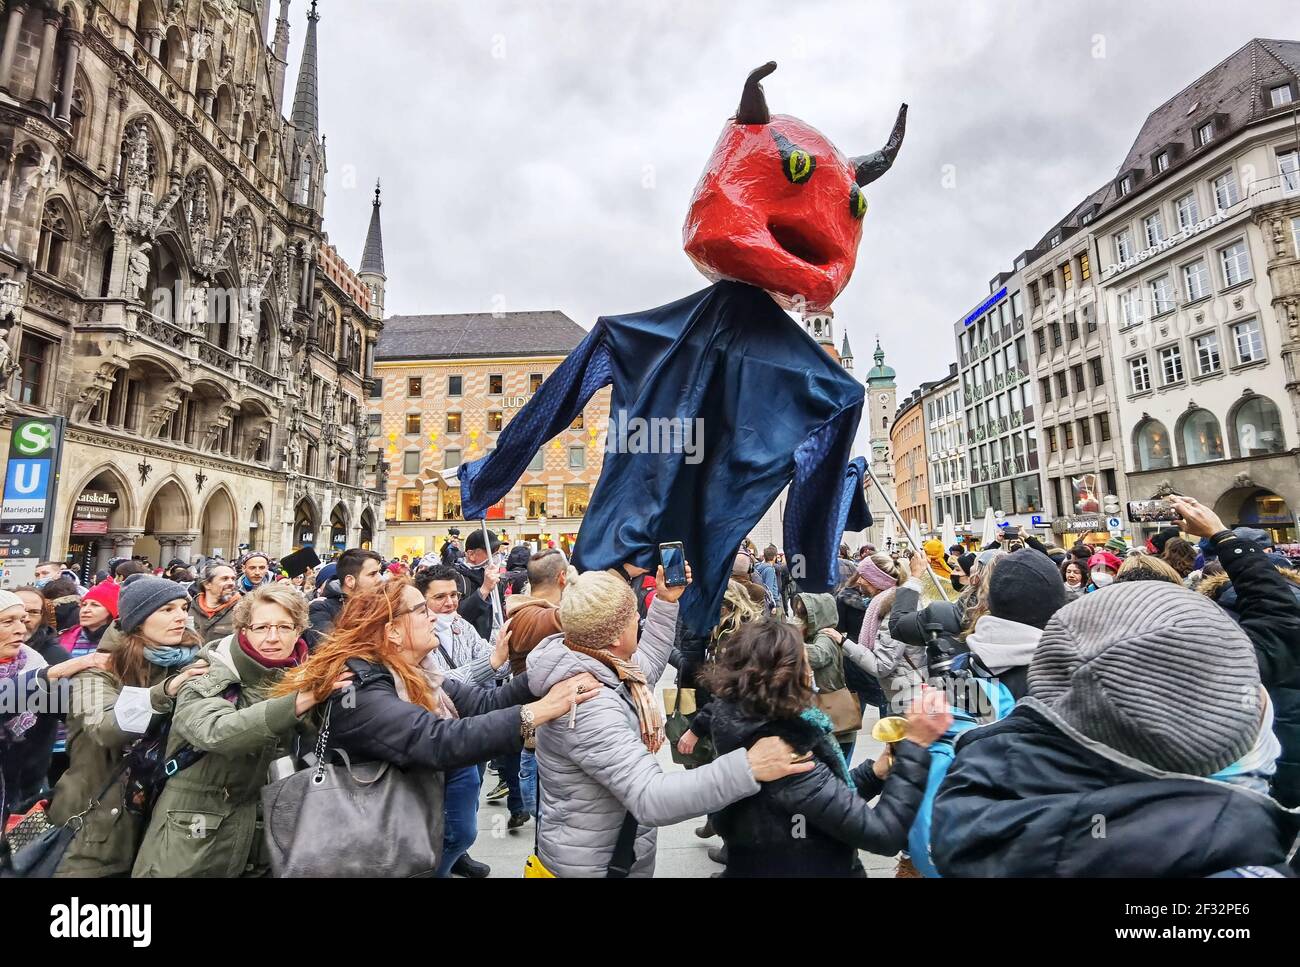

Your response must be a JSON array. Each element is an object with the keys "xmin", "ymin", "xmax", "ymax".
[
  {"xmin": 1155, "ymin": 151, "xmax": 1169, "ymax": 173},
  {"xmin": 1056, "ymin": 372, "xmax": 1068, "ymax": 397},
  {"xmin": 1143, "ymin": 212, "xmax": 1165, "ymax": 248},
  {"xmin": 1035, "ymin": 329, "xmax": 1047, "ymax": 356},
  {"xmin": 1118, "ymin": 175, "xmax": 1131, "ymax": 196},
  {"xmin": 1293, "ymin": 216, "xmax": 1300, "ymax": 257},
  {"xmin": 1148, "ymin": 274, "xmax": 1175, "ymax": 315},
  {"xmin": 37, "ymin": 202, "xmax": 69, "ymax": 277},
  {"xmin": 528, "ymin": 451, "xmax": 544, "ymax": 472},
  {"xmin": 528, "ymin": 373, "xmax": 543, "ymax": 393},
  {"xmin": 370, "ymin": 377, "xmax": 382, "ymax": 399},
  {"xmin": 442, "ymin": 489, "xmax": 462, "ymax": 520},
  {"xmin": 444, "ymin": 449, "xmax": 461, "ymax": 469},
  {"xmin": 1071, "ymin": 363, "xmax": 1085, "ymax": 395},
  {"xmin": 1159, "ymin": 345, "xmax": 1184, "ymax": 385},
  {"xmin": 1080, "ymin": 252, "xmax": 1091, "ymax": 281},
  {"xmin": 1271, "ymin": 84, "xmax": 1294, "ymax": 108},
  {"xmin": 1134, "ymin": 418, "xmax": 1173, "ymax": 470},
  {"xmin": 1128, "ymin": 355, "xmax": 1151, "ymax": 394},
  {"xmin": 1193, "ymin": 332, "xmax": 1221, "ymax": 376},
  {"xmin": 1183, "ymin": 259, "xmax": 1211, "ymax": 301},
  {"xmin": 568, "ymin": 446, "xmax": 586, "ymax": 470},
  {"xmin": 1097, "ymin": 412, "xmax": 1111, "ymax": 441},
  {"xmin": 1181, "ymin": 408, "xmax": 1225, "ymax": 463},
  {"xmin": 1175, "ymin": 192, "xmax": 1200, "ymax": 231},
  {"xmin": 1212, "ymin": 169, "xmax": 1239, "ymax": 210},
  {"xmin": 488, "ymin": 411, "xmax": 503, "ymax": 432},
  {"xmin": 488, "ymin": 374, "xmax": 503, "ymax": 394},
  {"xmin": 402, "ymin": 451, "xmax": 420, "ymax": 475},
  {"xmin": 564, "ymin": 484, "xmax": 590, "ymax": 517},
  {"xmin": 1047, "ymin": 426, "xmax": 1057, "ymax": 453},
  {"xmin": 1233, "ymin": 396, "xmax": 1285, "ymax": 456},
  {"xmin": 1039, "ymin": 376, "xmax": 1052, "ymax": 403},
  {"xmin": 446, "ymin": 412, "xmax": 461, "ymax": 433},
  {"xmin": 447, "ymin": 375, "xmax": 463, "ymax": 396},
  {"xmin": 1061, "ymin": 261, "xmax": 1073, "ymax": 288},
  {"xmin": 398, "ymin": 489, "xmax": 422, "ymax": 522},
  {"xmin": 523, "ymin": 485, "xmax": 548, "ymax": 517},
  {"xmin": 14, "ymin": 334, "xmax": 50, "ymax": 405},
  {"xmin": 1089, "ymin": 357, "xmax": 1105, "ymax": 386},
  {"xmin": 1078, "ymin": 418, "xmax": 1092, "ymax": 446},
  {"xmin": 1119, "ymin": 286, "xmax": 1141, "ymax": 328},
  {"xmin": 405, "ymin": 413, "xmax": 421, "ymax": 435},
  {"xmin": 1280, "ymin": 149, "xmax": 1299, "ymax": 194},
  {"xmin": 1114, "ymin": 229, "xmax": 1133, "ymax": 262},
  {"xmin": 1062, "ymin": 422, "xmax": 1075, "ymax": 450},
  {"xmin": 1232, "ymin": 318, "xmax": 1264, "ymax": 364},
  {"xmin": 1050, "ymin": 323, "xmax": 1062, "ymax": 348},
  {"xmin": 406, "ymin": 376, "xmax": 422, "ymax": 397},
  {"xmin": 1218, "ymin": 240, "xmax": 1251, "ymax": 286},
  {"xmin": 570, "ymin": 413, "xmax": 584, "ymax": 430},
  {"xmin": 1197, "ymin": 120, "xmax": 1215, "ymax": 146}
]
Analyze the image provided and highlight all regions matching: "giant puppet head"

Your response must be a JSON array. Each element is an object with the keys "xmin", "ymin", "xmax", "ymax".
[{"xmin": 683, "ymin": 62, "xmax": 907, "ymax": 312}]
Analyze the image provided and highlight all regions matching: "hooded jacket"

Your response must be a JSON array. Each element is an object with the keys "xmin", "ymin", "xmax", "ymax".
[
  {"xmin": 798, "ymin": 592, "xmax": 857, "ymax": 743},
  {"xmin": 931, "ymin": 699, "xmax": 1300, "ymax": 876},
  {"xmin": 526, "ymin": 596, "xmax": 760, "ymax": 877},
  {"xmin": 305, "ymin": 580, "xmax": 345, "ymax": 648},
  {"xmin": 132, "ymin": 634, "xmax": 307, "ymax": 878},
  {"xmin": 708, "ymin": 700, "xmax": 930, "ymax": 876},
  {"xmin": 962, "ymin": 615, "xmax": 1043, "ymax": 700}
]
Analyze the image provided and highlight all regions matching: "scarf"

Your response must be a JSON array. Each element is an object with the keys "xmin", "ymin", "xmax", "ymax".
[
  {"xmin": 236, "ymin": 631, "xmax": 307, "ymax": 669},
  {"xmin": 239, "ymin": 575, "xmax": 266, "ymax": 593},
  {"xmin": 565, "ymin": 641, "xmax": 664, "ymax": 753},
  {"xmin": 1209, "ymin": 689, "xmax": 1282, "ymax": 794},
  {"xmin": 861, "ymin": 587, "xmax": 896, "ymax": 653},
  {"xmin": 799, "ymin": 706, "xmax": 849, "ymax": 782},
  {"xmin": 386, "ymin": 656, "xmax": 458, "ymax": 720},
  {"xmin": 0, "ymin": 647, "xmax": 38, "ymax": 740},
  {"xmin": 196, "ymin": 594, "xmax": 237, "ymax": 618},
  {"xmin": 965, "ymin": 615, "xmax": 1042, "ymax": 674},
  {"xmin": 144, "ymin": 645, "xmax": 200, "ymax": 668}
]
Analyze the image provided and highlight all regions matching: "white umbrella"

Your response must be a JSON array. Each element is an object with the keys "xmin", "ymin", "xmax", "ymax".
[
  {"xmin": 941, "ymin": 514, "xmax": 958, "ymax": 550},
  {"xmin": 909, "ymin": 517, "xmax": 924, "ymax": 552},
  {"xmin": 980, "ymin": 507, "xmax": 997, "ymax": 548}
]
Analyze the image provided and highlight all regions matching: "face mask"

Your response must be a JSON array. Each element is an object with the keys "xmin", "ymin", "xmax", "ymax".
[
  {"xmin": 433, "ymin": 613, "xmax": 458, "ymax": 638},
  {"xmin": 1065, "ymin": 577, "xmax": 1082, "ymax": 588},
  {"xmin": 1091, "ymin": 571, "xmax": 1114, "ymax": 587},
  {"xmin": 34, "ymin": 578, "xmax": 49, "ymax": 589}
]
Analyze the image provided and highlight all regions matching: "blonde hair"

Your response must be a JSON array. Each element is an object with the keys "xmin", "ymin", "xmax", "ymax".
[
  {"xmin": 233, "ymin": 582, "xmax": 309, "ymax": 632},
  {"xmin": 960, "ymin": 554, "xmax": 1003, "ymax": 640},
  {"xmin": 1117, "ymin": 554, "xmax": 1183, "ymax": 585},
  {"xmin": 868, "ymin": 552, "xmax": 903, "ymax": 585},
  {"xmin": 561, "ymin": 571, "xmax": 638, "ymax": 650},
  {"xmin": 713, "ymin": 579, "xmax": 766, "ymax": 643}
]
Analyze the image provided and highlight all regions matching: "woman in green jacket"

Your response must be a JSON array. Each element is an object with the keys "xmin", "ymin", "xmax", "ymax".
[
  {"xmin": 133, "ymin": 584, "xmax": 346, "ymax": 878},
  {"xmin": 793, "ymin": 592, "xmax": 859, "ymax": 763},
  {"xmin": 49, "ymin": 578, "xmax": 208, "ymax": 877}
]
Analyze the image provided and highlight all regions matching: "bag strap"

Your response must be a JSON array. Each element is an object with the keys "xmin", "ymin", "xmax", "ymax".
[
  {"xmin": 605, "ymin": 812, "xmax": 639, "ymax": 878},
  {"xmin": 161, "ymin": 682, "xmax": 241, "ymax": 779}
]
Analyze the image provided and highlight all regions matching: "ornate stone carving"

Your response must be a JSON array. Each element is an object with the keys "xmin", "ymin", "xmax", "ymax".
[{"xmin": 145, "ymin": 386, "xmax": 185, "ymax": 437}]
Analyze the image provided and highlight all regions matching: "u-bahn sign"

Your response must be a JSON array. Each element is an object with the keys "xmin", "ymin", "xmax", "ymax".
[{"xmin": 0, "ymin": 416, "xmax": 65, "ymax": 586}]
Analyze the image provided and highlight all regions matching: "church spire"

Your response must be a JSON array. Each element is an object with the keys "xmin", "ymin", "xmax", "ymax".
[
  {"xmin": 840, "ymin": 332, "xmax": 854, "ymax": 373},
  {"xmin": 360, "ymin": 180, "xmax": 385, "ymax": 276},
  {"xmin": 290, "ymin": 0, "xmax": 320, "ymax": 141}
]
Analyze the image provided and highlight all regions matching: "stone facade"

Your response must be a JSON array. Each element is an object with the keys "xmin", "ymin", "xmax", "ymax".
[{"xmin": 0, "ymin": 0, "xmax": 386, "ymax": 579}]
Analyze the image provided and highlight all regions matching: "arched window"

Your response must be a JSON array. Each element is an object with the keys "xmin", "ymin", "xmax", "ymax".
[
  {"xmin": 1180, "ymin": 408, "xmax": 1225, "ymax": 465},
  {"xmin": 298, "ymin": 154, "xmax": 312, "ymax": 206},
  {"xmin": 1232, "ymin": 395, "xmax": 1285, "ymax": 457},
  {"xmin": 37, "ymin": 201, "xmax": 70, "ymax": 277},
  {"xmin": 1134, "ymin": 418, "xmax": 1174, "ymax": 470}
]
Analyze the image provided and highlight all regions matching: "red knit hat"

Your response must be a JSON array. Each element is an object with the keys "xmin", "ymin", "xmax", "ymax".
[{"xmin": 83, "ymin": 580, "xmax": 120, "ymax": 620}]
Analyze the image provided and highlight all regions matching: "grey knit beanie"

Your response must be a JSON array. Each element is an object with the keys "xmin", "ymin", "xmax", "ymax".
[
  {"xmin": 1028, "ymin": 582, "xmax": 1260, "ymax": 776},
  {"xmin": 118, "ymin": 576, "xmax": 189, "ymax": 635}
]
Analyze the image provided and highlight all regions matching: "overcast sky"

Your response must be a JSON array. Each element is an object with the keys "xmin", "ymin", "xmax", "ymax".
[{"xmin": 292, "ymin": 0, "xmax": 1295, "ymax": 451}]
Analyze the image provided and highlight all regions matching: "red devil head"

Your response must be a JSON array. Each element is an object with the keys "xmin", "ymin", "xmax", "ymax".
[{"xmin": 683, "ymin": 62, "xmax": 907, "ymax": 312}]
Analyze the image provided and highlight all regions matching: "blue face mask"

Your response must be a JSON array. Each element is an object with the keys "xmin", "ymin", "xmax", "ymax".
[{"xmin": 34, "ymin": 578, "xmax": 49, "ymax": 589}]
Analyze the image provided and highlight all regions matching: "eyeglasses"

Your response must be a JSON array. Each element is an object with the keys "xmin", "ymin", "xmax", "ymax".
[
  {"xmin": 246, "ymin": 623, "xmax": 299, "ymax": 638},
  {"xmin": 426, "ymin": 590, "xmax": 460, "ymax": 604}
]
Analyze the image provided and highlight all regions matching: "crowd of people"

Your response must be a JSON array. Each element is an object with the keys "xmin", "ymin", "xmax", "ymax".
[{"xmin": 1, "ymin": 490, "xmax": 1298, "ymax": 878}]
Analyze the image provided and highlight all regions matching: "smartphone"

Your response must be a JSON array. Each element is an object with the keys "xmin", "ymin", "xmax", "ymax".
[
  {"xmin": 659, "ymin": 541, "xmax": 687, "ymax": 587},
  {"xmin": 1126, "ymin": 498, "xmax": 1180, "ymax": 523}
]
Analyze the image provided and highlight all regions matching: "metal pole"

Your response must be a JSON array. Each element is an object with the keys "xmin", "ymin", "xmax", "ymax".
[
  {"xmin": 479, "ymin": 516, "xmax": 505, "ymax": 633},
  {"xmin": 864, "ymin": 461, "xmax": 953, "ymax": 602}
]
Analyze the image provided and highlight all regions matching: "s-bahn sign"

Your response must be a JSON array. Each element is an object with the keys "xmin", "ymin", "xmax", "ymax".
[{"xmin": 0, "ymin": 416, "xmax": 65, "ymax": 563}]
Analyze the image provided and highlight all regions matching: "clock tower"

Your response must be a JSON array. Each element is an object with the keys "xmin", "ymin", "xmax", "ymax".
[{"xmin": 865, "ymin": 340, "xmax": 898, "ymax": 550}]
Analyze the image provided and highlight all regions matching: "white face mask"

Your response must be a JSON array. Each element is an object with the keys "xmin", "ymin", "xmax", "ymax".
[
  {"xmin": 1065, "ymin": 575, "xmax": 1083, "ymax": 588},
  {"xmin": 433, "ymin": 612, "xmax": 459, "ymax": 638},
  {"xmin": 1091, "ymin": 570, "xmax": 1114, "ymax": 587}
]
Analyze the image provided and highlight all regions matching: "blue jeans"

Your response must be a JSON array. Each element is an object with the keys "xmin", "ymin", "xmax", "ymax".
[
  {"xmin": 437, "ymin": 765, "xmax": 483, "ymax": 877},
  {"xmin": 519, "ymin": 748, "xmax": 538, "ymax": 818},
  {"xmin": 498, "ymin": 750, "xmax": 524, "ymax": 814}
]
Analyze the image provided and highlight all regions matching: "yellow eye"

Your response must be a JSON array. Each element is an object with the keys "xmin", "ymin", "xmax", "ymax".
[
  {"xmin": 849, "ymin": 184, "xmax": 867, "ymax": 219},
  {"xmin": 772, "ymin": 131, "xmax": 816, "ymax": 185}
]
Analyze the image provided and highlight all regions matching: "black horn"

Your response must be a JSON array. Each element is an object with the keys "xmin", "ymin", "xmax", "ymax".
[
  {"xmin": 735, "ymin": 61, "xmax": 777, "ymax": 125},
  {"xmin": 852, "ymin": 103, "xmax": 908, "ymax": 186}
]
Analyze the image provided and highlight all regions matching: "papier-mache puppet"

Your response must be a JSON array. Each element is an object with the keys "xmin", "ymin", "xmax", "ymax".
[{"xmin": 461, "ymin": 63, "xmax": 906, "ymax": 633}]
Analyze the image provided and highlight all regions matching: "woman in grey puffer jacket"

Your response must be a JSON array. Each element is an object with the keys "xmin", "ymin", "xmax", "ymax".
[{"xmin": 527, "ymin": 565, "xmax": 812, "ymax": 877}]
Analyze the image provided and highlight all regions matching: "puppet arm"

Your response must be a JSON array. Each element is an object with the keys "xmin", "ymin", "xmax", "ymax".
[{"xmin": 460, "ymin": 323, "xmax": 614, "ymax": 520}]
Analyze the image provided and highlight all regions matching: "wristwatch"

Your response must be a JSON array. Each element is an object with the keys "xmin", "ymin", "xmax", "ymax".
[{"xmin": 520, "ymin": 705, "xmax": 537, "ymax": 749}]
